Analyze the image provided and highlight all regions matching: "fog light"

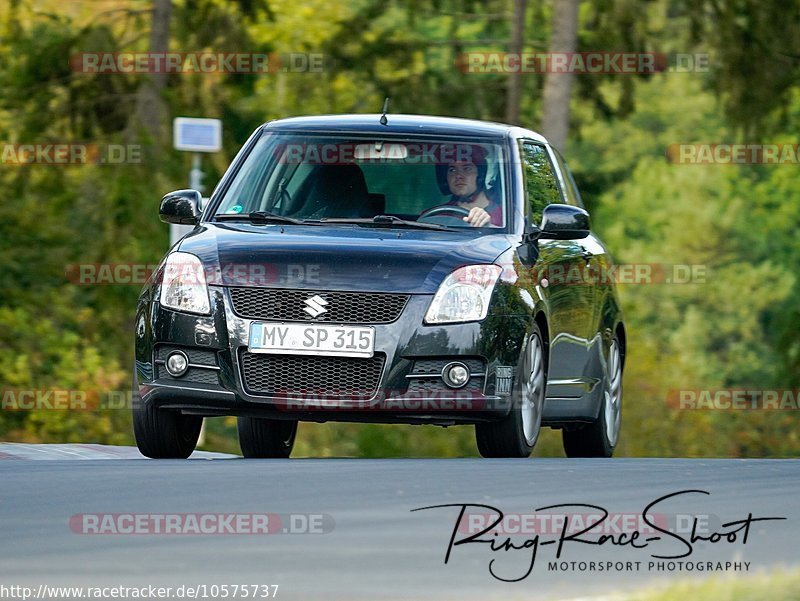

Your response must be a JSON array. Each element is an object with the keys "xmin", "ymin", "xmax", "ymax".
[
  {"xmin": 165, "ymin": 351, "xmax": 189, "ymax": 377},
  {"xmin": 442, "ymin": 362, "xmax": 470, "ymax": 389}
]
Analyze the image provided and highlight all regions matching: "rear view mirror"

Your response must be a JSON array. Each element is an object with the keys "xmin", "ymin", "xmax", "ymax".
[
  {"xmin": 539, "ymin": 204, "xmax": 590, "ymax": 240},
  {"xmin": 354, "ymin": 143, "xmax": 409, "ymax": 161},
  {"xmin": 159, "ymin": 189, "xmax": 202, "ymax": 225}
]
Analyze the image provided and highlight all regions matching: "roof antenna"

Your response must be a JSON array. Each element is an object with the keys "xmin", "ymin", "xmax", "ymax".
[{"xmin": 380, "ymin": 97, "xmax": 390, "ymax": 126}]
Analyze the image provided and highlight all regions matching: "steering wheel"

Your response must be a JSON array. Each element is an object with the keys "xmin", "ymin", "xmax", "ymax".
[{"xmin": 418, "ymin": 205, "xmax": 471, "ymax": 222}]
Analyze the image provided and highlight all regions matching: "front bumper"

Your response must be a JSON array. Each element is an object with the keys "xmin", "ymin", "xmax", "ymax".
[{"xmin": 135, "ymin": 286, "xmax": 528, "ymax": 425}]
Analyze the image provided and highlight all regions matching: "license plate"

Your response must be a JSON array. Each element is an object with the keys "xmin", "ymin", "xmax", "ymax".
[{"xmin": 248, "ymin": 322, "xmax": 375, "ymax": 358}]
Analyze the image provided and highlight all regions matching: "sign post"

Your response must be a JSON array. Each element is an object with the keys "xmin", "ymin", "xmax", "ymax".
[
  {"xmin": 171, "ymin": 117, "xmax": 222, "ymax": 245},
  {"xmin": 170, "ymin": 118, "xmax": 222, "ymax": 448}
]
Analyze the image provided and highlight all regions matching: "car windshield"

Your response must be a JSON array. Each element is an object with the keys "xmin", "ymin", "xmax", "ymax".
[{"xmin": 212, "ymin": 132, "xmax": 509, "ymax": 231}]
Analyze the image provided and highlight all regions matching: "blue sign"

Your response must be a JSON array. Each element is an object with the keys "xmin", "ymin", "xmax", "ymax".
[{"xmin": 173, "ymin": 117, "xmax": 222, "ymax": 153}]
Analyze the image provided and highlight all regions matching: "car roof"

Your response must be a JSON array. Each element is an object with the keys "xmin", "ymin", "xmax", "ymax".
[{"xmin": 264, "ymin": 113, "xmax": 548, "ymax": 143}]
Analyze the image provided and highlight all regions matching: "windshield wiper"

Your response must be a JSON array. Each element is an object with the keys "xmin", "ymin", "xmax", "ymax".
[
  {"xmin": 214, "ymin": 211, "xmax": 306, "ymax": 225},
  {"xmin": 215, "ymin": 212, "xmax": 453, "ymax": 230},
  {"xmin": 319, "ymin": 215, "xmax": 454, "ymax": 231}
]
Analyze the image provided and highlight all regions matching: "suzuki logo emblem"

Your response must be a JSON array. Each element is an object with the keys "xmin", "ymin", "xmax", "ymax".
[{"xmin": 303, "ymin": 294, "xmax": 329, "ymax": 318}]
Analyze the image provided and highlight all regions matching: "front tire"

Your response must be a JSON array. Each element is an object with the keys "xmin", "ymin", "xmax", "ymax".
[
  {"xmin": 238, "ymin": 417, "xmax": 297, "ymax": 458},
  {"xmin": 475, "ymin": 325, "xmax": 546, "ymax": 458},
  {"xmin": 563, "ymin": 334, "xmax": 623, "ymax": 458},
  {"xmin": 132, "ymin": 374, "xmax": 203, "ymax": 459}
]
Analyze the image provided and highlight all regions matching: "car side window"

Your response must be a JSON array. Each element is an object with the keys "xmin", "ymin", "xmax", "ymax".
[
  {"xmin": 519, "ymin": 141, "xmax": 561, "ymax": 225},
  {"xmin": 553, "ymin": 149, "xmax": 584, "ymax": 208}
]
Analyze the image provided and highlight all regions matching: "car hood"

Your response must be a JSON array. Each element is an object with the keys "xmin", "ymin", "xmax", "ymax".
[{"xmin": 177, "ymin": 222, "xmax": 513, "ymax": 294}]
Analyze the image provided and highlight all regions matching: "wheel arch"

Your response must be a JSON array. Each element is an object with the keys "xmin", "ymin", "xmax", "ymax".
[
  {"xmin": 614, "ymin": 320, "xmax": 627, "ymax": 370},
  {"xmin": 534, "ymin": 309, "xmax": 550, "ymax": 373}
]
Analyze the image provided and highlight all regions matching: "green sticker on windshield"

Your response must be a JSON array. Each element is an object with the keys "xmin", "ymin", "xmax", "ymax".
[{"xmin": 226, "ymin": 205, "xmax": 243, "ymax": 214}]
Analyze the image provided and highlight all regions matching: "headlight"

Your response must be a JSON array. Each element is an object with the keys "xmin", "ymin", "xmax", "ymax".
[
  {"xmin": 424, "ymin": 265, "xmax": 502, "ymax": 324},
  {"xmin": 159, "ymin": 252, "xmax": 211, "ymax": 315}
]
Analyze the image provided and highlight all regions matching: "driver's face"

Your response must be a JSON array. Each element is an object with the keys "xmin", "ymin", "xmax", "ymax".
[{"xmin": 446, "ymin": 161, "xmax": 478, "ymax": 197}]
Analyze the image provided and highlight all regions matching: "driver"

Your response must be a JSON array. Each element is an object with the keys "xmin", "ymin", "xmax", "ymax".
[{"xmin": 432, "ymin": 144, "xmax": 503, "ymax": 227}]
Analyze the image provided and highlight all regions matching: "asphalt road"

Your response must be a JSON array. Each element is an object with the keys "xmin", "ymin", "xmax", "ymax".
[{"xmin": 0, "ymin": 448, "xmax": 798, "ymax": 600}]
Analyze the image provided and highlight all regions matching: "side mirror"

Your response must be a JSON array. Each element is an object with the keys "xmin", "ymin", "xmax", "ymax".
[
  {"xmin": 539, "ymin": 204, "xmax": 590, "ymax": 240},
  {"xmin": 159, "ymin": 189, "xmax": 202, "ymax": 225}
]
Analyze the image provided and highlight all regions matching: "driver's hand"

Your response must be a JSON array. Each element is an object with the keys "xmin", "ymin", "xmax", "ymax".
[{"xmin": 463, "ymin": 207, "xmax": 491, "ymax": 227}]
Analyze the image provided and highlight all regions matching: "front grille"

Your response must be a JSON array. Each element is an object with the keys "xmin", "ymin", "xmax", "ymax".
[
  {"xmin": 229, "ymin": 288, "xmax": 408, "ymax": 324},
  {"xmin": 240, "ymin": 352, "xmax": 386, "ymax": 398}
]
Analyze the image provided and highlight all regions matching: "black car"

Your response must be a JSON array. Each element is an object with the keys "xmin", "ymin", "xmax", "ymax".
[{"xmin": 133, "ymin": 114, "xmax": 625, "ymax": 459}]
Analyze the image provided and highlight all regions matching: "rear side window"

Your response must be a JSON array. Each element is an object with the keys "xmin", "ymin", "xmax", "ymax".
[{"xmin": 519, "ymin": 141, "xmax": 561, "ymax": 225}]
